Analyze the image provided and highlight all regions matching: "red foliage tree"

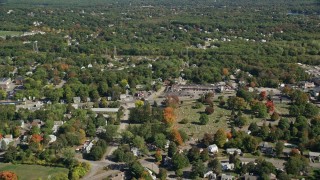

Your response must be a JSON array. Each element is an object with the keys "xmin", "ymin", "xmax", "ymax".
[
  {"xmin": 0, "ymin": 171, "xmax": 18, "ymax": 180},
  {"xmin": 260, "ymin": 91, "xmax": 267, "ymax": 100},
  {"xmin": 265, "ymin": 100, "xmax": 275, "ymax": 112}
]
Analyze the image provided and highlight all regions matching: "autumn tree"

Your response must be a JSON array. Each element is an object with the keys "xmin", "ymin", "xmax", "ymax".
[
  {"xmin": 171, "ymin": 127, "xmax": 183, "ymax": 146},
  {"xmin": 163, "ymin": 107, "xmax": 176, "ymax": 126},
  {"xmin": 0, "ymin": 171, "xmax": 18, "ymax": 180}
]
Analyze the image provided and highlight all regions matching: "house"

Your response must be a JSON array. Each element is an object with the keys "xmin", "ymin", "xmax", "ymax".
[
  {"xmin": 73, "ymin": 97, "xmax": 81, "ymax": 104},
  {"xmin": 203, "ymin": 171, "xmax": 216, "ymax": 179},
  {"xmin": 48, "ymin": 135, "xmax": 57, "ymax": 143},
  {"xmin": 52, "ymin": 121, "xmax": 64, "ymax": 133},
  {"xmin": 226, "ymin": 148, "xmax": 242, "ymax": 155},
  {"xmin": 221, "ymin": 162, "xmax": 234, "ymax": 171},
  {"xmin": 96, "ymin": 126, "xmax": 106, "ymax": 134},
  {"xmin": 242, "ymin": 174, "xmax": 259, "ymax": 180},
  {"xmin": 31, "ymin": 119, "xmax": 44, "ymax": 129},
  {"xmin": 15, "ymin": 76, "xmax": 25, "ymax": 85},
  {"xmin": 308, "ymin": 151, "xmax": 320, "ymax": 162},
  {"xmin": 91, "ymin": 108, "xmax": 119, "ymax": 113},
  {"xmin": 83, "ymin": 140, "xmax": 94, "ymax": 153},
  {"xmin": 0, "ymin": 78, "xmax": 11, "ymax": 90},
  {"xmin": 221, "ymin": 174, "xmax": 234, "ymax": 180},
  {"xmin": 0, "ymin": 134, "xmax": 14, "ymax": 150},
  {"xmin": 208, "ymin": 144, "xmax": 219, "ymax": 154},
  {"xmin": 131, "ymin": 147, "xmax": 141, "ymax": 156},
  {"xmin": 259, "ymin": 142, "xmax": 273, "ymax": 154}
]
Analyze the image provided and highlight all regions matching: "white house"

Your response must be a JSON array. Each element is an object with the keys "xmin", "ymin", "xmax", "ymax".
[
  {"xmin": 226, "ymin": 148, "xmax": 242, "ymax": 155},
  {"xmin": 208, "ymin": 144, "xmax": 218, "ymax": 154},
  {"xmin": 221, "ymin": 162, "xmax": 235, "ymax": 171}
]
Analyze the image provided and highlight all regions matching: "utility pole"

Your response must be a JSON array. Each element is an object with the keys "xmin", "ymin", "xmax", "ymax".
[
  {"xmin": 113, "ymin": 46, "xmax": 117, "ymax": 59},
  {"xmin": 33, "ymin": 41, "xmax": 38, "ymax": 53}
]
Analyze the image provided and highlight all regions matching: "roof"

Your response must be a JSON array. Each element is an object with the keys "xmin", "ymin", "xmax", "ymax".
[
  {"xmin": 221, "ymin": 174, "xmax": 234, "ymax": 180},
  {"xmin": 243, "ymin": 174, "xmax": 259, "ymax": 180},
  {"xmin": 0, "ymin": 78, "xmax": 11, "ymax": 83},
  {"xmin": 309, "ymin": 151, "xmax": 320, "ymax": 157},
  {"xmin": 91, "ymin": 108, "xmax": 119, "ymax": 113}
]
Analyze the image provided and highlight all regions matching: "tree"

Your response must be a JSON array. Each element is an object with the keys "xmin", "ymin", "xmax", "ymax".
[
  {"xmin": 154, "ymin": 133, "xmax": 167, "ymax": 149},
  {"xmin": 135, "ymin": 100, "xmax": 144, "ymax": 108},
  {"xmin": 260, "ymin": 91, "xmax": 267, "ymax": 100},
  {"xmin": 205, "ymin": 106, "xmax": 214, "ymax": 115},
  {"xmin": 208, "ymin": 158, "xmax": 222, "ymax": 174},
  {"xmin": 133, "ymin": 136, "xmax": 145, "ymax": 149},
  {"xmin": 251, "ymin": 100, "xmax": 268, "ymax": 118},
  {"xmin": 155, "ymin": 149, "xmax": 162, "ymax": 163},
  {"xmin": 163, "ymin": 107, "xmax": 176, "ymax": 126},
  {"xmin": 171, "ymin": 127, "xmax": 183, "ymax": 146},
  {"xmin": 199, "ymin": 114, "xmax": 209, "ymax": 125},
  {"xmin": 275, "ymin": 141, "xmax": 284, "ymax": 157},
  {"xmin": 278, "ymin": 118, "xmax": 290, "ymax": 130},
  {"xmin": 214, "ymin": 128, "xmax": 227, "ymax": 148},
  {"xmin": 168, "ymin": 141, "xmax": 177, "ymax": 158},
  {"xmin": 271, "ymin": 112, "xmax": 280, "ymax": 121},
  {"xmin": 172, "ymin": 152, "xmax": 189, "ymax": 170},
  {"xmin": 285, "ymin": 155, "xmax": 309, "ymax": 175},
  {"xmin": 158, "ymin": 168, "xmax": 167, "ymax": 180},
  {"xmin": 0, "ymin": 140, "xmax": 7, "ymax": 151},
  {"xmin": 190, "ymin": 160, "xmax": 205, "ymax": 179},
  {"xmin": 304, "ymin": 103, "xmax": 319, "ymax": 118},
  {"xmin": 0, "ymin": 171, "xmax": 18, "ymax": 180}
]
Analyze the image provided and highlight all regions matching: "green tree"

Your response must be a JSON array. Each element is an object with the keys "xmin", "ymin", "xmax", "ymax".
[
  {"xmin": 285, "ymin": 155, "xmax": 309, "ymax": 175},
  {"xmin": 158, "ymin": 168, "xmax": 167, "ymax": 180},
  {"xmin": 168, "ymin": 141, "xmax": 177, "ymax": 158},
  {"xmin": 275, "ymin": 141, "xmax": 284, "ymax": 157},
  {"xmin": 199, "ymin": 114, "xmax": 209, "ymax": 125},
  {"xmin": 208, "ymin": 158, "xmax": 222, "ymax": 174},
  {"xmin": 172, "ymin": 152, "xmax": 189, "ymax": 170},
  {"xmin": 214, "ymin": 128, "xmax": 227, "ymax": 148},
  {"xmin": 190, "ymin": 160, "xmax": 205, "ymax": 179},
  {"xmin": 154, "ymin": 133, "xmax": 167, "ymax": 149}
]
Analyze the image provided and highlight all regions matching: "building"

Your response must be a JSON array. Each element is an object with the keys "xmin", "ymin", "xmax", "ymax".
[
  {"xmin": 221, "ymin": 162, "xmax": 235, "ymax": 171},
  {"xmin": 91, "ymin": 108, "xmax": 119, "ymax": 113},
  {"xmin": 208, "ymin": 144, "xmax": 219, "ymax": 154},
  {"xmin": 73, "ymin": 97, "xmax": 81, "ymax": 104},
  {"xmin": 0, "ymin": 78, "xmax": 11, "ymax": 90},
  {"xmin": 171, "ymin": 84, "xmax": 216, "ymax": 93},
  {"xmin": 226, "ymin": 148, "xmax": 242, "ymax": 155},
  {"xmin": 52, "ymin": 121, "xmax": 64, "ymax": 133},
  {"xmin": 221, "ymin": 174, "xmax": 234, "ymax": 180},
  {"xmin": 82, "ymin": 140, "xmax": 94, "ymax": 153},
  {"xmin": 309, "ymin": 151, "xmax": 320, "ymax": 162},
  {"xmin": 259, "ymin": 142, "xmax": 273, "ymax": 154}
]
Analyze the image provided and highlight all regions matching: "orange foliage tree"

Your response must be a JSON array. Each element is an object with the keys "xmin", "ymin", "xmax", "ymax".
[
  {"xmin": 171, "ymin": 127, "xmax": 183, "ymax": 146},
  {"xmin": 226, "ymin": 132, "xmax": 232, "ymax": 139},
  {"xmin": 0, "ymin": 171, "xmax": 18, "ymax": 180},
  {"xmin": 163, "ymin": 107, "xmax": 176, "ymax": 126},
  {"xmin": 30, "ymin": 134, "xmax": 43, "ymax": 143}
]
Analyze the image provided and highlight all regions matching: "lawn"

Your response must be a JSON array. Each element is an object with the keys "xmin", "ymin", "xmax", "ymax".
[
  {"xmin": 175, "ymin": 99, "xmax": 290, "ymax": 139},
  {"xmin": 0, "ymin": 163, "xmax": 68, "ymax": 180},
  {"xmin": 0, "ymin": 31, "xmax": 22, "ymax": 37}
]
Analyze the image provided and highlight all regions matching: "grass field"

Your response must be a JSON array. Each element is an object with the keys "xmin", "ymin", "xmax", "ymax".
[
  {"xmin": 175, "ymin": 99, "xmax": 290, "ymax": 139},
  {"xmin": 0, "ymin": 163, "xmax": 68, "ymax": 180},
  {"xmin": 0, "ymin": 31, "xmax": 22, "ymax": 37}
]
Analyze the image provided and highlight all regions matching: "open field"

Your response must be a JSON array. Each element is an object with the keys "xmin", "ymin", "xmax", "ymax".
[
  {"xmin": 176, "ymin": 99, "xmax": 291, "ymax": 139},
  {"xmin": 0, "ymin": 163, "xmax": 68, "ymax": 180},
  {"xmin": 0, "ymin": 31, "xmax": 22, "ymax": 37}
]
